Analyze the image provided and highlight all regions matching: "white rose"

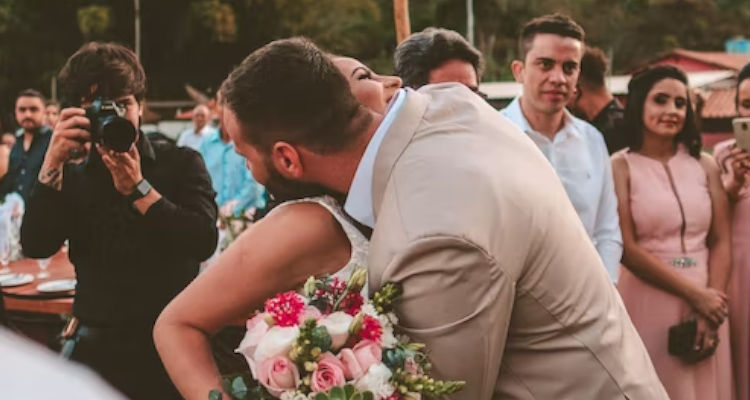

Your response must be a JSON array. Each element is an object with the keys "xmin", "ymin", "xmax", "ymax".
[
  {"xmin": 253, "ymin": 325, "xmax": 300, "ymax": 363},
  {"xmin": 354, "ymin": 363, "xmax": 395, "ymax": 400},
  {"xmin": 318, "ymin": 311, "xmax": 353, "ymax": 350},
  {"xmin": 235, "ymin": 314, "xmax": 270, "ymax": 378}
]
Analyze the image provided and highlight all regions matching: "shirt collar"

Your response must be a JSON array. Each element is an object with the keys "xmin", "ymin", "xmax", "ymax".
[
  {"xmin": 343, "ymin": 89, "xmax": 406, "ymax": 228},
  {"xmin": 505, "ymin": 97, "xmax": 581, "ymax": 140}
]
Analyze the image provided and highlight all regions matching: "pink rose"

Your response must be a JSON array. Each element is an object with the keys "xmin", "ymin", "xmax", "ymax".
[
  {"xmin": 338, "ymin": 340, "xmax": 382, "ymax": 380},
  {"xmin": 310, "ymin": 353, "xmax": 346, "ymax": 393},
  {"xmin": 256, "ymin": 355, "xmax": 300, "ymax": 396},
  {"xmin": 298, "ymin": 305, "xmax": 323, "ymax": 324}
]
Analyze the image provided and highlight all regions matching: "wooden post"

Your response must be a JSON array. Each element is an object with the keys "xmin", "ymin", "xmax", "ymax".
[{"xmin": 393, "ymin": 0, "xmax": 411, "ymax": 44}]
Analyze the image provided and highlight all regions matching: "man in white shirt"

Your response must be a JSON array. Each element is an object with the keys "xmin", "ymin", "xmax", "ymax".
[
  {"xmin": 177, "ymin": 104, "xmax": 216, "ymax": 151},
  {"xmin": 501, "ymin": 14, "xmax": 622, "ymax": 281}
]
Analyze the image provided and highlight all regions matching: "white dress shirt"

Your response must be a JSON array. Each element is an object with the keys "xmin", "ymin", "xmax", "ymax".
[
  {"xmin": 502, "ymin": 97, "xmax": 623, "ymax": 282},
  {"xmin": 344, "ymin": 90, "xmax": 406, "ymax": 228}
]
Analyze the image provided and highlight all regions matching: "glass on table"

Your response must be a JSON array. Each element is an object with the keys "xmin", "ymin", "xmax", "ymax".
[
  {"xmin": 0, "ymin": 240, "xmax": 10, "ymax": 274},
  {"xmin": 35, "ymin": 257, "xmax": 51, "ymax": 279}
]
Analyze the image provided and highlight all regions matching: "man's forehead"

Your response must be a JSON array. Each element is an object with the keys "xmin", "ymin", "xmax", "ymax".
[
  {"xmin": 527, "ymin": 34, "xmax": 583, "ymax": 59},
  {"xmin": 16, "ymin": 96, "xmax": 44, "ymax": 106}
]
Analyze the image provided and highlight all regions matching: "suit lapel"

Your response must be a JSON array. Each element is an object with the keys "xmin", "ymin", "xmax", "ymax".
[{"xmin": 371, "ymin": 88, "xmax": 429, "ymax": 220}]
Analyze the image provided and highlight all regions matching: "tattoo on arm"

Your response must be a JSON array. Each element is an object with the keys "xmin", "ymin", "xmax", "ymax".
[{"xmin": 39, "ymin": 166, "xmax": 63, "ymax": 191}]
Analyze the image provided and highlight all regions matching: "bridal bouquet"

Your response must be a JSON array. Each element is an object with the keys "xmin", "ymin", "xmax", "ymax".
[{"xmin": 220, "ymin": 268, "xmax": 464, "ymax": 400}]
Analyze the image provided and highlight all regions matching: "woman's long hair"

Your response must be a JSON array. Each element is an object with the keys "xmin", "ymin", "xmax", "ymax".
[{"xmin": 622, "ymin": 65, "xmax": 702, "ymax": 158}]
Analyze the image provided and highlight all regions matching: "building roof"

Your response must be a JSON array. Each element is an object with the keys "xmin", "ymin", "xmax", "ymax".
[
  {"xmin": 656, "ymin": 49, "xmax": 750, "ymax": 71},
  {"xmin": 700, "ymin": 87, "xmax": 736, "ymax": 119}
]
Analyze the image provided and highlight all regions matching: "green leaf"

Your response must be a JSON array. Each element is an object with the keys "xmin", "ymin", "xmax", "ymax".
[
  {"xmin": 329, "ymin": 386, "xmax": 346, "ymax": 400},
  {"xmin": 350, "ymin": 394, "xmax": 362, "ymax": 400},
  {"xmin": 361, "ymin": 392, "xmax": 374, "ymax": 400},
  {"xmin": 344, "ymin": 384, "xmax": 355, "ymax": 398},
  {"xmin": 208, "ymin": 389, "xmax": 223, "ymax": 400},
  {"xmin": 314, "ymin": 393, "xmax": 330, "ymax": 400}
]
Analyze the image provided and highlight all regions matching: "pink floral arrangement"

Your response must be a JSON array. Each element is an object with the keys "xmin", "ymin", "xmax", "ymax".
[{"xmin": 233, "ymin": 268, "xmax": 465, "ymax": 400}]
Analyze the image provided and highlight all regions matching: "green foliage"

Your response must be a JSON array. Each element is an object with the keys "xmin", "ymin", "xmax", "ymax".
[
  {"xmin": 312, "ymin": 385, "xmax": 374, "ymax": 400},
  {"xmin": 190, "ymin": 0, "xmax": 237, "ymax": 43},
  {"xmin": 77, "ymin": 5, "xmax": 111, "ymax": 40},
  {"xmin": 371, "ymin": 282, "xmax": 402, "ymax": 314},
  {"xmin": 208, "ymin": 373, "xmax": 275, "ymax": 400}
]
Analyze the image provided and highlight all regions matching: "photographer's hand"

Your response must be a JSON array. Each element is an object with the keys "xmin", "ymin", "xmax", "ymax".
[
  {"xmin": 98, "ymin": 144, "xmax": 162, "ymax": 214},
  {"xmin": 39, "ymin": 108, "xmax": 92, "ymax": 190},
  {"xmin": 97, "ymin": 144, "xmax": 143, "ymax": 195}
]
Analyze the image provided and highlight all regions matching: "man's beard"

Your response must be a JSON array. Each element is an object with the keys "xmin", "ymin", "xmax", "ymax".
[{"xmin": 263, "ymin": 159, "xmax": 344, "ymax": 204}]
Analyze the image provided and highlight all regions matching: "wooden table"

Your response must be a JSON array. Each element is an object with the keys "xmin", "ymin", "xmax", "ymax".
[{"xmin": 1, "ymin": 251, "xmax": 75, "ymax": 315}]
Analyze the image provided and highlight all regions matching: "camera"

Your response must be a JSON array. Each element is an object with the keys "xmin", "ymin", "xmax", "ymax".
[{"xmin": 84, "ymin": 98, "xmax": 138, "ymax": 153}]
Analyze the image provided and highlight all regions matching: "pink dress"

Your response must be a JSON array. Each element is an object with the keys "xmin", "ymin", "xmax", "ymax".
[
  {"xmin": 715, "ymin": 139, "xmax": 750, "ymax": 400},
  {"xmin": 616, "ymin": 147, "xmax": 735, "ymax": 400}
]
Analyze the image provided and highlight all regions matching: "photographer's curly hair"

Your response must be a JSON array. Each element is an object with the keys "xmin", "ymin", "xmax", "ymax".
[
  {"xmin": 59, "ymin": 42, "xmax": 146, "ymax": 106},
  {"xmin": 622, "ymin": 65, "xmax": 701, "ymax": 158}
]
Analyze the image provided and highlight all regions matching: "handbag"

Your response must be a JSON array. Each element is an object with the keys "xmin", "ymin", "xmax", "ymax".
[{"xmin": 667, "ymin": 317, "xmax": 715, "ymax": 364}]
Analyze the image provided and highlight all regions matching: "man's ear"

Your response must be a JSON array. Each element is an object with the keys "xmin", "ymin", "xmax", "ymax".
[
  {"xmin": 511, "ymin": 60, "xmax": 525, "ymax": 84},
  {"xmin": 270, "ymin": 142, "xmax": 304, "ymax": 179}
]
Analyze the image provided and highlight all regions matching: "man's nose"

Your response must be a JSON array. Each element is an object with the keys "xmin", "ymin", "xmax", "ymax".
[{"xmin": 548, "ymin": 67, "xmax": 566, "ymax": 83}]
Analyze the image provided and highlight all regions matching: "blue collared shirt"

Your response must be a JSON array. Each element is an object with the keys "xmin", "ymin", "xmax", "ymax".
[
  {"xmin": 502, "ymin": 97, "xmax": 623, "ymax": 282},
  {"xmin": 344, "ymin": 89, "xmax": 406, "ymax": 228},
  {"xmin": 199, "ymin": 131, "xmax": 266, "ymax": 214}
]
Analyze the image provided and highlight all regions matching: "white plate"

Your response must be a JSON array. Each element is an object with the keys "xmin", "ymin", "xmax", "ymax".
[
  {"xmin": 37, "ymin": 279, "xmax": 77, "ymax": 293},
  {"xmin": 0, "ymin": 273, "xmax": 34, "ymax": 287}
]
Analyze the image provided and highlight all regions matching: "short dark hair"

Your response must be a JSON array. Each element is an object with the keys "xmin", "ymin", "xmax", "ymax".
[
  {"xmin": 58, "ymin": 42, "xmax": 146, "ymax": 106},
  {"xmin": 622, "ymin": 65, "xmax": 701, "ymax": 158},
  {"xmin": 16, "ymin": 89, "xmax": 45, "ymax": 103},
  {"xmin": 394, "ymin": 27, "xmax": 484, "ymax": 89},
  {"xmin": 45, "ymin": 100, "xmax": 60, "ymax": 108},
  {"xmin": 518, "ymin": 13, "xmax": 585, "ymax": 61},
  {"xmin": 735, "ymin": 62, "xmax": 750, "ymax": 109},
  {"xmin": 221, "ymin": 37, "xmax": 363, "ymax": 153},
  {"xmin": 579, "ymin": 46, "xmax": 609, "ymax": 89}
]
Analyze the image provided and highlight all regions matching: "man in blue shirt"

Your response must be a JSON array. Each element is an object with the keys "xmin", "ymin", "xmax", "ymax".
[
  {"xmin": 199, "ymin": 125, "xmax": 266, "ymax": 216},
  {"xmin": 0, "ymin": 89, "xmax": 52, "ymax": 202}
]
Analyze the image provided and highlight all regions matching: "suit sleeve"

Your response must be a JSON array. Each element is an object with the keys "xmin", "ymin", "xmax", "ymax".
[
  {"xmin": 380, "ymin": 235, "xmax": 513, "ymax": 400},
  {"xmin": 141, "ymin": 150, "xmax": 218, "ymax": 261}
]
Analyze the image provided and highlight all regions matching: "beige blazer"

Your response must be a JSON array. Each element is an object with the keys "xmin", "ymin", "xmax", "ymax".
[{"xmin": 367, "ymin": 84, "xmax": 668, "ymax": 400}]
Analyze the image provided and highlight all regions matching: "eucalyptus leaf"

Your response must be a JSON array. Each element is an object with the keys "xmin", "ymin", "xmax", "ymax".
[
  {"xmin": 208, "ymin": 389, "xmax": 223, "ymax": 400},
  {"xmin": 314, "ymin": 393, "xmax": 329, "ymax": 400}
]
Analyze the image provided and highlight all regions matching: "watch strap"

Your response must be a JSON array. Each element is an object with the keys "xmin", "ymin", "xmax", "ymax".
[{"xmin": 127, "ymin": 179, "xmax": 152, "ymax": 203}]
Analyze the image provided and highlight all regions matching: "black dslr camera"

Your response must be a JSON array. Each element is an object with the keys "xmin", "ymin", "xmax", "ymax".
[{"xmin": 84, "ymin": 98, "xmax": 138, "ymax": 153}]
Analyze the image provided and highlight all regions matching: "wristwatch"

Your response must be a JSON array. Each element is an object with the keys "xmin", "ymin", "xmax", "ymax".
[{"xmin": 127, "ymin": 179, "xmax": 152, "ymax": 203}]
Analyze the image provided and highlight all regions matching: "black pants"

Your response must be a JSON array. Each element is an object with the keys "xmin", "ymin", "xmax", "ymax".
[{"xmin": 69, "ymin": 323, "xmax": 181, "ymax": 400}]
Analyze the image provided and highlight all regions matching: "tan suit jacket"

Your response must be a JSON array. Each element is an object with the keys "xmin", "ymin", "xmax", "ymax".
[{"xmin": 367, "ymin": 84, "xmax": 668, "ymax": 399}]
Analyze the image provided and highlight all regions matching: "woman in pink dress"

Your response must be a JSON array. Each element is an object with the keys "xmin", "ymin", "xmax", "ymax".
[
  {"xmin": 714, "ymin": 62, "xmax": 750, "ymax": 400},
  {"xmin": 612, "ymin": 65, "xmax": 735, "ymax": 400}
]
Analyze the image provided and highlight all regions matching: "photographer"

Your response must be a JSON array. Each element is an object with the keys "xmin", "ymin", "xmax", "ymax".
[{"xmin": 21, "ymin": 42, "xmax": 217, "ymax": 399}]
